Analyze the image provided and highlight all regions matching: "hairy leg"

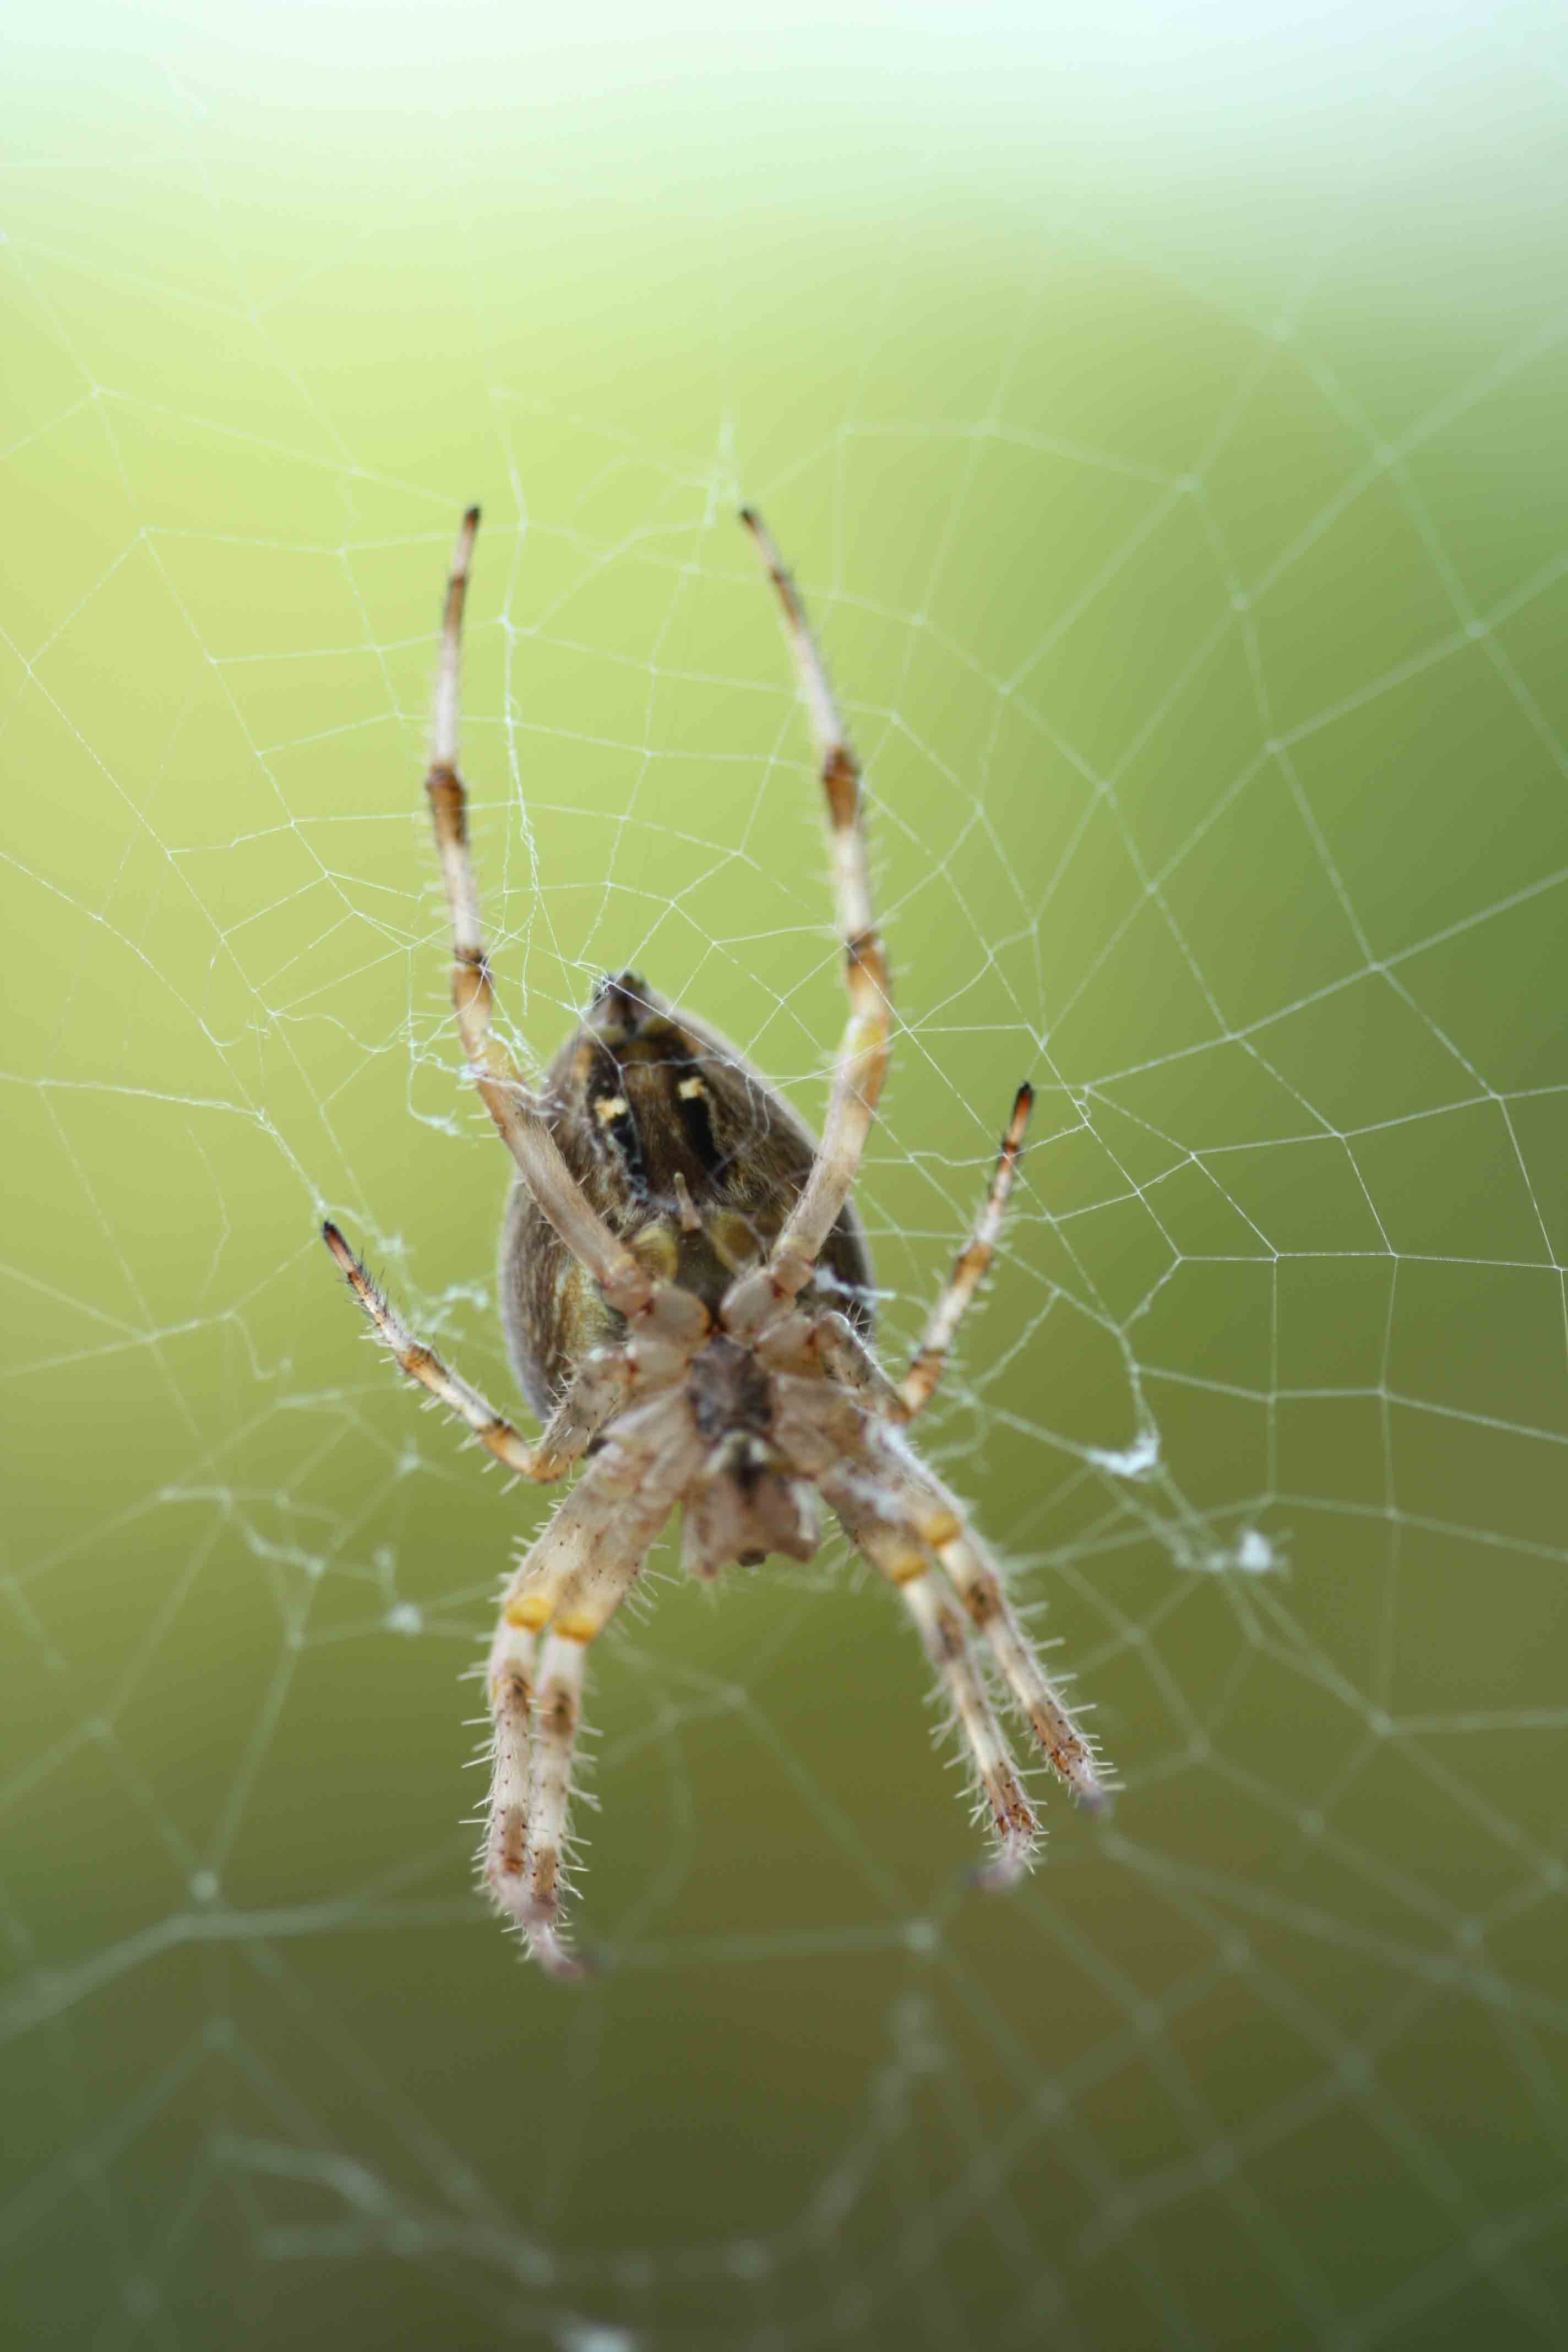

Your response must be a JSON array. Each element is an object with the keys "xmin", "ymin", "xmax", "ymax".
[
  {"xmin": 934, "ymin": 1518, "xmax": 1109, "ymax": 1814},
  {"xmin": 322, "ymin": 1221, "xmax": 627, "ymax": 1478},
  {"xmin": 896, "ymin": 1082, "xmax": 1034, "ymax": 1422},
  {"xmin": 777, "ymin": 1377, "xmax": 1110, "ymax": 1816},
  {"xmin": 482, "ymin": 1401, "xmax": 701, "ymax": 1969},
  {"xmin": 422, "ymin": 508, "xmax": 654, "ymax": 1322},
  {"xmin": 723, "ymin": 510, "xmax": 892, "ymax": 1329},
  {"xmin": 514, "ymin": 1629, "xmax": 590, "ymax": 1978},
  {"xmin": 775, "ymin": 1393, "xmax": 1038, "ymax": 1883},
  {"xmin": 899, "ymin": 1569, "xmax": 1038, "ymax": 1886}
]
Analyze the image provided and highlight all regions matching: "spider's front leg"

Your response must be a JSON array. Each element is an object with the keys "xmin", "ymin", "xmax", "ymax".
[
  {"xmin": 421, "ymin": 507, "xmax": 656, "ymax": 1328},
  {"xmin": 724, "ymin": 509, "xmax": 892, "ymax": 1328}
]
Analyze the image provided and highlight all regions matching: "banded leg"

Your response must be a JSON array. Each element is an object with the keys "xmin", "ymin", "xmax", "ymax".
[
  {"xmin": 492, "ymin": 1393, "xmax": 697, "ymax": 1636},
  {"xmin": 781, "ymin": 1385, "xmax": 1110, "ymax": 1818},
  {"xmin": 423, "ymin": 508, "xmax": 653, "ymax": 1322},
  {"xmin": 824, "ymin": 1468, "xmax": 1036, "ymax": 1885},
  {"xmin": 484, "ymin": 1410, "xmax": 701, "ymax": 1970},
  {"xmin": 900, "ymin": 1571, "xmax": 1038, "ymax": 1886},
  {"xmin": 935, "ymin": 1522, "xmax": 1109, "ymax": 1814},
  {"xmin": 770, "ymin": 1375, "xmax": 959, "ymax": 1551},
  {"xmin": 484, "ymin": 1611, "xmax": 536, "ymax": 1920},
  {"xmin": 514, "ymin": 1630, "xmax": 589, "ymax": 1978},
  {"xmin": 322, "ymin": 1221, "xmax": 623, "ymax": 1478},
  {"xmin": 726, "ymin": 510, "xmax": 892, "ymax": 1323},
  {"xmin": 858, "ymin": 1419, "xmax": 1108, "ymax": 1811},
  {"xmin": 896, "ymin": 1082, "xmax": 1035, "ymax": 1422}
]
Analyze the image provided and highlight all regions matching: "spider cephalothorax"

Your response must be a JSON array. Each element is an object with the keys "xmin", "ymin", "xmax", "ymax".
[{"xmin": 323, "ymin": 505, "xmax": 1108, "ymax": 1977}]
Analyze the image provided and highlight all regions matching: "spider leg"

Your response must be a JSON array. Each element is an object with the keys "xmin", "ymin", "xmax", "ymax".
[
  {"xmin": 423, "ymin": 508, "xmax": 654, "ymax": 1324},
  {"xmin": 481, "ymin": 1609, "xmax": 593, "ymax": 1981},
  {"xmin": 725, "ymin": 510, "xmax": 892, "ymax": 1324},
  {"xmin": 783, "ymin": 1308, "xmax": 908, "ymax": 1418},
  {"xmin": 484, "ymin": 1611, "xmax": 536, "ymax": 1930},
  {"xmin": 899, "ymin": 1570, "xmax": 1038, "ymax": 1887},
  {"xmin": 933, "ymin": 1516, "xmax": 1110, "ymax": 1815},
  {"xmin": 483, "ymin": 1401, "xmax": 701, "ymax": 1971},
  {"xmin": 491, "ymin": 1393, "xmax": 694, "ymax": 1634},
  {"xmin": 896, "ymin": 1082, "xmax": 1035, "ymax": 1422},
  {"xmin": 769, "ymin": 1392, "xmax": 1035, "ymax": 1881},
  {"xmin": 799, "ymin": 1451, "xmax": 1037, "ymax": 1883},
  {"xmin": 517, "ymin": 1629, "xmax": 590, "ymax": 1979},
  {"xmin": 322, "ymin": 1221, "xmax": 626, "ymax": 1478},
  {"xmin": 776, "ymin": 1378, "xmax": 1109, "ymax": 1816},
  {"xmin": 797, "ymin": 1087, "xmax": 1032, "ymax": 1424}
]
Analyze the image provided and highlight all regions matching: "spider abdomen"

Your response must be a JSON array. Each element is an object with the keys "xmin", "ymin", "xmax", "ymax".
[{"xmin": 499, "ymin": 972, "xmax": 874, "ymax": 1418}]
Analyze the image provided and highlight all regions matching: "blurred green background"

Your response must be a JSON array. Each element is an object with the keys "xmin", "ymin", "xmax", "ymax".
[{"xmin": 5, "ymin": 9, "xmax": 1567, "ymax": 2348}]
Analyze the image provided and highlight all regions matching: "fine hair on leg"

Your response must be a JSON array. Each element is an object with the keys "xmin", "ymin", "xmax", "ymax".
[
  {"xmin": 322, "ymin": 1222, "xmax": 629, "ymax": 1479},
  {"xmin": 896, "ymin": 1082, "xmax": 1035, "ymax": 1422},
  {"xmin": 723, "ymin": 510, "xmax": 892, "ymax": 1326},
  {"xmin": 422, "ymin": 508, "xmax": 656, "ymax": 1321}
]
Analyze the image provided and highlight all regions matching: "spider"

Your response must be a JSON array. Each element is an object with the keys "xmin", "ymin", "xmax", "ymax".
[{"xmin": 323, "ymin": 506, "xmax": 1108, "ymax": 1976}]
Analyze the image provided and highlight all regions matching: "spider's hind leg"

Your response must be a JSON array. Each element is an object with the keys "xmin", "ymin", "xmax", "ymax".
[
  {"xmin": 482, "ymin": 1618, "xmax": 593, "ymax": 1981},
  {"xmin": 778, "ymin": 1378, "xmax": 1106, "ymax": 1855},
  {"xmin": 483, "ymin": 1613, "xmax": 537, "ymax": 1919},
  {"xmin": 935, "ymin": 1521, "xmax": 1111, "ymax": 1817},
  {"xmin": 781, "ymin": 1410, "xmax": 1038, "ymax": 1884},
  {"xmin": 519, "ymin": 1629, "xmax": 592, "ymax": 1979},
  {"xmin": 482, "ymin": 1398, "xmax": 702, "ymax": 1975},
  {"xmin": 898, "ymin": 1564, "xmax": 1039, "ymax": 1887}
]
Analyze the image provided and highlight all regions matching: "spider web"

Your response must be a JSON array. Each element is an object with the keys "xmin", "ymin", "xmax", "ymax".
[{"xmin": 5, "ymin": 15, "xmax": 1568, "ymax": 2350}]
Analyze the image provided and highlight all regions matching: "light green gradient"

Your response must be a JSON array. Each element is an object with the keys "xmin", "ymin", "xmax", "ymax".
[{"xmin": 4, "ymin": 15, "xmax": 1566, "ymax": 2351}]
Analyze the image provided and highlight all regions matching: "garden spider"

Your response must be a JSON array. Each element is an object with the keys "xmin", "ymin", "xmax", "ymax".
[{"xmin": 323, "ymin": 507, "xmax": 1108, "ymax": 1976}]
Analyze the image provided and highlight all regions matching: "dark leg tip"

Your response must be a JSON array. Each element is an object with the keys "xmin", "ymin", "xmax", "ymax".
[{"xmin": 320, "ymin": 1221, "xmax": 354, "ymax": 1271}]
